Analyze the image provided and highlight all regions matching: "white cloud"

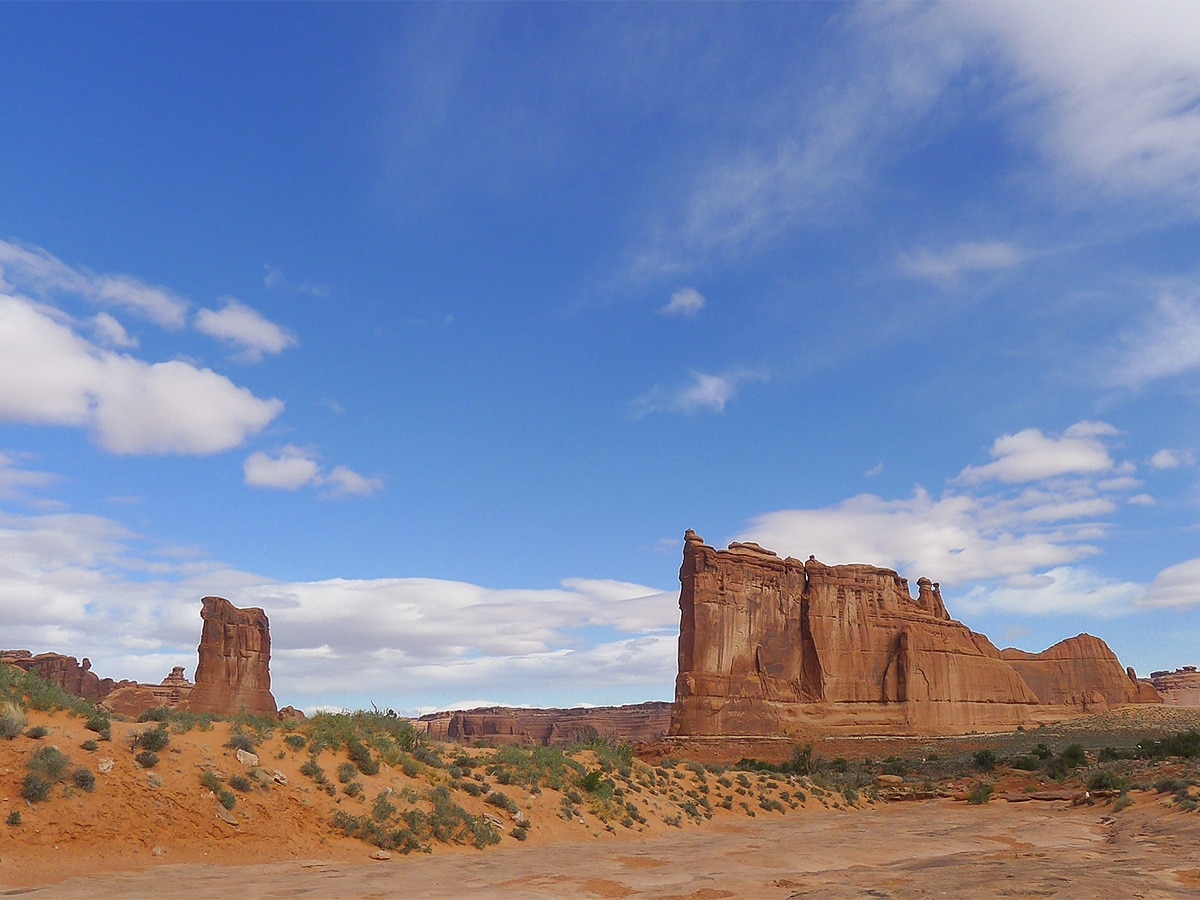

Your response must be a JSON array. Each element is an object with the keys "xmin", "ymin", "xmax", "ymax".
[
  {"xmin": 631, "ymin": 369, "xmax": 765, "ymax": 418},
  {"xmin": 0, "ymin": 239, "xmax": 188, "ymax": 329},
  {"xmin": 898, "ymin": 241, "xmax": 1024, "ymax": 285},
  {"xmin": 194, "ymin": 298, "xmax": 298, "ymax": 362},
  {"xmin": 1109, "ymin": 286, "xmax": 1200, "ymax": 389},
  {"xmin": 956, "ymin": 566, "xmax": 1144, "ymax": 617},
  {"xmin": 243, "ymin": 446, "xmax": 383, "ymax": 498},
  {"xmin": 945, "ymin": 2, "xmax": 1200, "ymax": 202},
  {"xmin": 1141, "ymin": 558, "xmax": 1200, "ymax": 608},
  {"xmin": 956, "ymin": 421, "xmax": 1119, "ymax": 484},
  {"xmin": 0, "ymin": 293, "xmax": 282, "ymax": 455},
  {"xmin": 659, "ymin": 287, "xmax": 706, "ymax": 317},
  {"xmin": 865, "ymin": 462, "xmax": 884, "ymax": 478},
  {"xmin": 0, "ymin": 454, "xmax": 56, "ymax": 500},
  {"xmin": 263, "ymin": 264, "xmax": 331, "ymax": 298},
  {"xmin": 1150, "ymin": 448, "xmax": 1195, "ymax": 469},
  {"xmin": 89, "ymin": 312, "xmax": 138, "ymax": 349}
]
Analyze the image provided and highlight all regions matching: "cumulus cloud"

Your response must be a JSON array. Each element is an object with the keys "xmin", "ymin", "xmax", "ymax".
[
  {"xmin": 955, "ymin": 421, "xmax": 1119, "ymax": 484},
  {"xmin": 194, "ymin": 298, "xmax": 298, "ymax": 362},
  {"xmin": 631, "ymin": 369, "xmax": 765, "ymax": 418},
  {"xmin": 0, "ymin": 491, "xmax": 678, "ymax": 708},
  {"xmin": 1150, "ymin": 448, "xmax": 1195, "ymax": 469},
  {"xmin": 733, "ymin": 419, "xmax": 1166, "ymax": 617},
  {"xmin": 243, "ymin": 446, "xmax": 383, "ymax": 498},
  {"xmin": 659, "ymin": 287, "xmax": 706, "ymax": 317},
  {"xmin": 1141, "ymin": 558, "xmax": 1200, "ymax": 608},
  {"xmin": 898, "ymin": 241, "xmax": 1024, "ymax": 285},
  {"xmin": 0, "ymin": 293, "xmax": 282, "ymax": 455},
  {"xmin": 0, "ymin": 239, "xmax": 188, "ymax": 329}
]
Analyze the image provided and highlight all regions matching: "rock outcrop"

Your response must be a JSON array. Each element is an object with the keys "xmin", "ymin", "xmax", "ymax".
[
  {"xmin": 185, "ymin": 596, "xmax": 277, "ymax": 717},
  {"xmin": 0, "ymin": 651, "xmax": 128, "ymax": 701},
  {"xmin": 416, "ymin": 702, "xmax": 672, "ymax": 747},
  {"xmin": 1149, "ymin": 666, "xmax": 1200, "ymax": 707},
  {"xmin": 671, "ymin": 531, "xmax": 1158, "ymax": 738}
]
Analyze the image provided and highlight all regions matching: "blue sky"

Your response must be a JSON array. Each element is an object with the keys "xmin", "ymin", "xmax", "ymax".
[{"xmin": 1, "ymin": 3, "xmax": 1198, "ymax": 713}]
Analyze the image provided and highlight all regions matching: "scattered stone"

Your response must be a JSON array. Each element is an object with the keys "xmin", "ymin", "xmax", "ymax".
[
  {"xmin": 369, "ymin": 850, "xmax": 392, "ymax": 861},
  {"xmin": 235, "ymin": 748, "xmax": 259, "ymax": 767},
  {"xmin": 271, "ymin": 769, "xmax": 288, "ymax": 785},
  {"xmin": 875, "ymin": 774, "xmax": 904, "ymax": 786},
  {"xmin": 98, "ymin": 758, "xmax": 114, "ymax": 774},
  {"xmin": 151, "ymin": 845, "xmax": 165, "ymax": 857},
  {"xmin": 147, "ymin": 773, "xmax": 162, "ymax": 788},
  {"xmin": 214, "ymin": 803, "xmax": 239, "ymax": 826}
]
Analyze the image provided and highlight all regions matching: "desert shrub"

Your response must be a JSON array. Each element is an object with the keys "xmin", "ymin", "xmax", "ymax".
[
  {"xmin": 1138, "ymin": 730, "xmax": 1200, "ymax": 760},
  {"xmin": 881, "ymin": 759, "xmax": 906, "ymax": 777},
  {"xmin": 136, "ymin": 725, "xmax": 170, "ymax": 752},
  {"xmin": 1087, "ymin": 770, "xmax": 1128, "ymax": 792},
  {"xmin": 138, "ymin": 707, "xmax": 171, "ymax": 723},
  {"xmin": 135, "ymin": 750, "xmax": 160, "ymax": 768},
  {"xmin": 1097, "ymin": 747, "xmax": 1121, "ymax": 762},
  {"xmin": 25, "ymin": 724, "xmax": 48, "ymax": 739},
  {"xmin": 218, "ymin": 790, "xmax": 237, "ymax": 810},
  {"xmin": 486, "ymin": 791, "xmax": 518, "ymax": 813},
  {"xmin": 0, "ymin": 702, "xmax": 27, "ymax": 739},
  {"xmin": 1060, "ymin": 744, "xmax": 1087, "ymax": 769},
  {"xmin": 1030, "ymin": 743, "xmax": 1052, "ymax": 760},
  {"xmin": 347, "ymin": 738, "xmax": 379, "ymax": 776},
  {"xmin": 973, "ymin": 749, "xmax": 997, "ymax": 773},
  {"xmin": 1113, "ymin": 792, "xmax": 1134, "ymax": 812},
  {"xmin": 829, "ymin": 758, "xmax": 849, "ymax": 774},
  {"xmin": 228, "ymin": 773, "xmax": 253, "ymax": 792},
  {"xmin": 80, "ymin": 739, "xmax": 99, "ymax": 752},
  {"xmin": 512, "ymin": 823, "xmax": 529, "ymax": 840},
  {"xmin": 344, "ymin": 781, "xmax": 363, "ymax": 798},
  {"xmin": 29, "ymin": 745, "xmax": 70, "ymax": 781},
  {"xmin": 200, "ymin": 769, "xmax": 224, "ymax": 792},
  {"xmin": 1010, "ymin": 755, "xmax": 1040, "ymax": 771},
  {"xmin": 1181, "ymin": 796, "xmax": 1200, "ymax": 812},
  {"xmin": 967, "ymin": 782, "xmax": 994, "ymax": 805},
  {"xmin": 411, "ymin": 745, "xmax": 443, "ymax": 768},
  {"xmin": 841, "ymin": 784, "xmax": 859, "ymax": 804},
  {"xmin": 284, "ymin": 734, "xmax": 306, "ymax": 751},
  {"xmin": 84, "ymin": 714, "xmax": 111, "ymax": 741},
  {"xmin": 300, "ymin": 758, "xmax": 326, "ymax": 783},
  {"xmin": 337, "ymin": 761, "xmax": 358, "ymax": 784},
  {"xmin": 6, "ymin": 810, "xmax": 21, "ymax": 826},
  {"xmin": 456, "ymin": 779, "xmax": 485, "ymax": 796},
  {"xmin": 372, "ymin": 791, "xmax": 397, "ymax": 822},
  {"xmin": 226, "ymin": 731, "xmax": 256, "ymax": 752},
  {"xmin": 21, "ymin": 774, "xmax": 51, "ymax": 802},
  {"xmin": 72, "ymin": 767, "xmax": 96, "ymax": 791}
]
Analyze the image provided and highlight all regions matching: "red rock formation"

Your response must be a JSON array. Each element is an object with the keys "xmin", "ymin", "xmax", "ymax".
[
  {"xmin": 184, "ymin": 596, "xmax": 277, "ymax": 717},
  {"xmin": 416, "ymin": 702, "xmax": 672, "ymax": 747},
  {"xmin": 672, "ymin": 531, "xmax": 1157, "ymax": 738},
  {"xmin": 1149, "ymin": 666, "xmax": 1200, "ymax": 707},
  {"xmin": 0, "ymin": 651, "xmax": 109, "ymax": 700},
  {"xmin": 1000, "ymin": 635, "xmax": 1156, "ymax": 711}
]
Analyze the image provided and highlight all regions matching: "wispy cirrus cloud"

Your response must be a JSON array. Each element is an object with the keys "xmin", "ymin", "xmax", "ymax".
[
  {"xmin": 658, "ymin": 287, "xmax": 705, "ymax": 318},
  {"xmin": 630, "ymin": 369, "xmax": 767, "ymax": 418},
  {"xmin": 898, "ymin": 241, "xmax": 1024, "ymax": 286},
  {"xmin": 1107, "ymin": 283, "xmax": 1200, "ymax": 389}
]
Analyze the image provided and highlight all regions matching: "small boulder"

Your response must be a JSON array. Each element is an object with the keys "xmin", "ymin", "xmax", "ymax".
[
  {"xmin": 235, "ymin": 748, "xmax": 259, "ymax": 767},
  {"xmin": 272, "ymin": 769, "xmax": 288, "ymax": 786},
  {"xmin": 875, "ymin": 774, "xmax": 904, "ymax": 786},
  {"xmin": 98, "ymin": 757, "xmax": 114, "ymax": 774},
  {"xmin": 370, "ymin": 850, "xmax": 392, "ymax": 861}
]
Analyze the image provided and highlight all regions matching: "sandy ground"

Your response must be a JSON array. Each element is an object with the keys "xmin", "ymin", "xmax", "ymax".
[
  {"xmin": 17, "ymin": 800, "xmax": 1200, "ymax": 899},
  {"xmin": 5, "ymin": 709, "xmax": 1200, "ymax": 898}
]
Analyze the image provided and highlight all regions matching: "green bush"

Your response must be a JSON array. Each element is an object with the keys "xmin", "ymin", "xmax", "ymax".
[
  {"xmin": 6, "ymin": 809, "xmax": 21, "ymax": 826},
  {"xmin": 347, "ymin": 739, "xmax": 380, "ymax": 776},
  {"xmin": 200, "ymin": 769, "xmax": 224, "ymax": 792},
  {"xmin": 284, "ymin": 734, "xmax": 306, "ymax": 751},
  {"xmin": 135, "ymin": 750, "xmax": 159, "ymax": 769},
  {"xmin": 1010, "ymin": 755, "xmax": 1040, "ymax": 771},
  {"xmin": 72, "ymin": 767, "xmax": 96, "ymax": 791},
  {"xmin": 21, "ymin": 773, "xmax": 51, "ymax": 802},
  {"xmin": 967, "ymin": 782, "xmax": 994, "ymax": 805},
  {"xmin": 337, "ymin": 761, "xmax": 358, "ymax": 784},
  {"xmin": 25, "ymin": 724, "xmax": 49, "ymax": 739},
  {"xmin": 486, "ymin": 791, "xmax": 518, "ymax": 813},
  {"xmin": 343, "ymin": 780, "xmax": 363, "ymax": 798},
  {"xmin": 973, "ymin": 749, "xmax": 997, "ymax": 772},
  {"xmin": 138, "ymin": 707, "xmax": 171, "ymax": 723},
  {"xmin": 1087, "ymin": 770, "xmax": 1128, "ymax": 792},
  {"xmin": 29, "ymin": 745, "xmax": 71, "ymax": 781},
  {"xmin": 80, "ymin": 739, "xmax": 99, "ymax": 752},
  {"xmin": 228, "ymin": 773, "xmax": 253, "ymax": 792},
  {"xmin": 136, "ymin": 725, "xmax": 170, "ymax": 752},
  {"xmin": 227, "ymin": 731, "xmax": 256, "ymax": 752},
  {"xmin": 1060, "ymin": 744, "xmax": 1087, "ymax": 769},
  {"xmin": 0, "ymin": 702, "xmax": 27, "ymax": 739},
  {"xmin": 300, "ymin": 758, "xmax": 327, "ymax": 784},
  {"xmin": 218, "ymin": 789, "xmax": 237, "ymax": 810}
]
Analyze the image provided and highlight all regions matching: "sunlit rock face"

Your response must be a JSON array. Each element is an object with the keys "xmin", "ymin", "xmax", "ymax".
[
  {"xmin": 185, "ymin": 596, "xmax": 277, "ymax": 717},
  {"xmin": 1149, "ymin": 666, "xmax": 1200, "ymax": 707},
  {"xmin": 671, "ymin": 531, "xmax": 1158, "ymax": 738}
]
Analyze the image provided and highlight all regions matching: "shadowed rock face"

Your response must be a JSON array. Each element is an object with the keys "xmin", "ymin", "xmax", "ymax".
[
  {"xmin": 185, "ymin": 596, "xmax": 277, "ymax": 717},
  {"xmin": 671, "ymin": 531, "xmax": 1158, "ymax": 737}
]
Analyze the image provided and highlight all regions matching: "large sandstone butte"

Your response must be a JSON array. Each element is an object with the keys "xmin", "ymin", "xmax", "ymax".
[
  {"xmin": 416, "ymin": 702, "xmax": 672, "ymax": 747},
  {"xmin": 184, "ymin": 596, "xmax": 277, "ymax": 717},
  {"xmin": 672, "ymin": 531, "xmax": 1158, "ymax": 738}
]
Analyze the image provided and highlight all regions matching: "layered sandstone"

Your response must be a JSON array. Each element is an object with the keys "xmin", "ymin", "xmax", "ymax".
[
  {"xmin": 0, "ymin": 651, "xmax": 129, "ymax": 701},
  {"xmin": 417, "ymin": 702, "xmax": 672, "ymax": 747},
  {"xmin": 184, "ymin": 596, "xmax": 277, "ymax": 717},
  {"xmin": 1150, "ymin": 667, "xmax": 1200, "ymax": 707},
  {"xmin": 672, "ymin": 531, "xmax": 1158, "ymax": 738}
]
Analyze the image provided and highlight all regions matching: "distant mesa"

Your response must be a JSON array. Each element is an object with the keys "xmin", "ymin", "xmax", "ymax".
[
  {"xmin": 415, "ymin": 702, "xmax": 673, "ymax": 747},
  {"xmin": 1149, "ymin": 666, "xmax": 1200, "ymax": 707},
  {"xmin": 671, "ymin": 531, "xmax": 1162, "ymax": 740}
]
